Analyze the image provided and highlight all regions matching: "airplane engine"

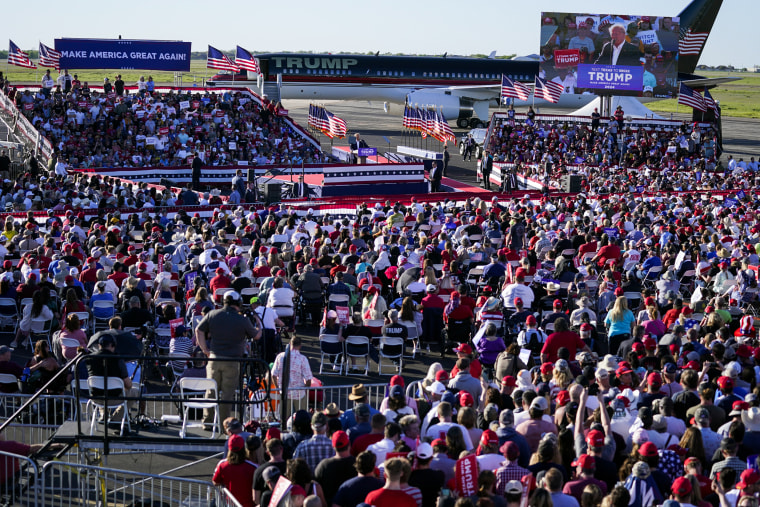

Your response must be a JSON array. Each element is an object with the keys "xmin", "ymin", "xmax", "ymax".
[{"xmin": 406, "ymin": 91, "xmax": 483, "ymax": 128}]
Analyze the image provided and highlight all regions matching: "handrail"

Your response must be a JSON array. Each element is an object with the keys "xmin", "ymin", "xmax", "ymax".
[{"xmin": 0, "ymin": 351, "xmax": 86, "ymax": 434}]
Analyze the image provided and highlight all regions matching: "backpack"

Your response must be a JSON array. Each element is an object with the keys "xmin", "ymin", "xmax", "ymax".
[{"xmin": 525, "ymin": 329, "xmax": 545, "ymax": 355}]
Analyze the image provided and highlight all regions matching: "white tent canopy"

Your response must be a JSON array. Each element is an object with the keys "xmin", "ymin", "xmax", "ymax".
[{"xmin": 569, "ymin": 96, "xmax": 664, "ymax": 120}]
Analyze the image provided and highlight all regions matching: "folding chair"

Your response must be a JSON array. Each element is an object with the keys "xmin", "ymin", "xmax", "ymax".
[
  {"xmin": 178, "ymin": 377, "xmax": 220, "ymax": 438},
  {"xmin": 402, "ymin": 322, "xmax": 420, "ymax": 359},
  {"xmin": 71, "ymin": 312, "xmax": 91, "ymax": 334},
  {"xmin": 154, "ymin": 328, "xmax": 173, "ymax": 355},
  {"xmin": 378, "ymin": 336, "xmax": 404, "ymax": 375},
  {"xmin": 344, "ymin": 335, "xmax": 370, "ymax": 375},
  {"xmin": 92, "ymin": 300, "xmax": 115, "ymax": 332},
  {"xmin": 318, "ymin": 334, "xmax": 344, "ymax": 375},
  {"xmin": 30, "ymin": 317, "xmax": 53, "ymax": 350},
  {"xmin": 327, "ymin": 293, "xmax": 349, "ymax": 311},
  {"xmin": 167, "ymin": 353, "xmax": 191, "ymax": 393},
  {"xmin": 0, "ymin": 298, "xmax": 18, "ymax": 334},
  {"xmin": 86, "ymin": 376, "xmax": 131, "ymax": 436}
]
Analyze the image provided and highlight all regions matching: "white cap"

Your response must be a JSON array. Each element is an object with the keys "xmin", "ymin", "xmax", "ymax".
[
  {"xmin": 225, "ymin": 291, "xmax": 241, "ymax": 302},
  {"xmin": 426, "ymin": 284, "xmax": 437, "ymax": 293},
  {"xmin": 416, "ymin": 442, "xmax": 433, "ymax": 459},
  {"xmin": 426, "ymin": 381, "xmax": 446, "ymax": 395}
]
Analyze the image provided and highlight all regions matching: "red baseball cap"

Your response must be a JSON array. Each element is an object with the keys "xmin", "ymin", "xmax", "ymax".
[
  {"xmin": 571, "ymin": 454, "xmax": 595, "ymax": 469},
  {"xmin": 672, "ymin": 476, "xmax": 693, "ymax": 496},
  {"xmin": 435, "ymin": 370, "xmax": 449, "ymax": 382},
  {"xmin": 390, "ymin": 375, "xmax": 404, "ymax": 387},
  {"xmin": 639, "ymin": 442, "xmax": 658, "ymax": 457},
  {"xmin": 644, "ymin": 297, "xmax": 655, "ymax": 306},
  {"xmin": 684, "ymin": 360, "xmax": 701, "ymax": 370},
  {"xmin": 480, "ymin": 429, "xmax": 498, "ymax": 446},
  {"xmin": 556, "ymin": 390, "xmax": 570, "ymax": 407},
  {"xmin": 540, "ymin": 362, "xmax": 554, "ymax": 375},
  {"xmin": 228, "ymin": 434, "xmax": 245, "ymax": 452},
  {"xmin": 432, "ymin": 438, "xmax": 447, "ymax": 448},
  {"xmin": 647, "ymin": 372, "xmax": 662, "ymax": 386},
  {"xmin": 459, "ymin": 392, "xmax": 475, "ymax": 407},
  {"xmin": 265, "ymin": 427, "xmax": 281, "ymax": 440},
  {"xmin": 632, "ymin": 342, "xmax": 645, "ymax": 353},
  {"xmin": 526, "ymin": 315, "xmax": 537, "ymax": 325},
  {"xmin": 738, "ymin": 469, "xmax": 760, "ymax": 489},
  {"xmin": 331, "ymin": 430, "xmax": 350, "ymax": 449},
  {"xmin": 454, "ymin": 343, "xmax": 472, "ymax": 355},
  {"xmin": 502, "ymin": 376, "xmax": 517, "ymax": 387},
  {"xmin": 553, "ymin": 299, "xmax": 563, "ymax": 308},
  {"xmin": 643, "ymin": 337, "xmax": 657, "ymax": 350},
  {"xmin": 736, "ymin": 344, "xmax": 752, "ymax": 358},
  {"xmin": 586, "ymin": 429, "xmax": 604, "ymax": 448},
  {"xmin": 614, "ymin": 287, "xmax": 624, "ymax": 296},
  {"xmin": 717, "ymin": 376, "xmax": 734, "ymax": 390},
  {"xmin": 514, "ymin": 297, "xmax": 523, "ymax": 306},
  {"xmin": 616, "ymin": 365, "xmax": 633, "ymax": 376}
]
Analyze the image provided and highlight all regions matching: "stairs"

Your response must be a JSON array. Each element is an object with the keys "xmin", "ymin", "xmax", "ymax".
[{"xmin": 262, "ymin": 82, "xmax": 281, "ymax": 104}]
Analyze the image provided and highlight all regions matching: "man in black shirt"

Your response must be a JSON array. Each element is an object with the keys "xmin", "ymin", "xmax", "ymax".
[
  {"xmin": 86, "ymin": 331, "xmax": 139, "ymax": 420},
  {"xmin": 408, "ymin": 442, "xmax": 445, "ymax": 507},
  {"xmin": 192, "ymin": 154, "xmax": 203, "ymax": 190},
  {"xmin": 314, "ymin": 430, "xmax": 357, "ymax": 504},
  {"xmin": 0, "ymin": 150, "xmax": 10, "ymax": 180},
  {"xmin": 114, "ymin": 75, "xmax": 125, "ymax": 96},
  {"xmin": 120, "ymin": 296, "xmax": 153, "ymax": 328},
  {"xmin": 331, "ymin": 451, "xmax": 383, "ymax": 507},
  {"xmin": 253, "ymin": 439, "xmax": 287, "ymax": 506}
]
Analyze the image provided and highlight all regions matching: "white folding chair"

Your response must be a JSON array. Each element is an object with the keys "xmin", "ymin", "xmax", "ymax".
[
  {"xmin": 344, "ymin": 335, "xmax": 370, "ymax": 375},
  {"xmin": 0, "ymin": 298, "xmax": 18, "ymax": 334},
  {"xmin": 178, "ymin": 377, "xmax": 220, "ymax": 439},
  {"xmin": 92, "ymin": 300, "xmax": 115, "ymax": 332},
  {"xmin": 30, "ymin": 317, "xmax": 53, "ymax": 349},
  {"xmin": 72, "ymin": 312, "xmax": 91, "ymax": 334},
  {"xmin": 327, "ymin": 294, "xmax": 349, "ymax": 310},
  {"xmin": 86, "ymin": 376, "xmax": 131, "ymax": 436},
  {"xmin": 59, "ymin": 337, "xmax": 82, "ymax": 362},
  {"xmin": 402, "ymin": 322, "xmax": 420, "ymax": 358},
  {"xmin": 167, "ymin": 353, "xmax": 191, "ymax": 393},
  {"xmin": 318, "ymin": 334, "xmax": 344, "ymax": 375},
  {"xmin": 378, "ymin": 336, "xmax": 404, "ymax": 375}
]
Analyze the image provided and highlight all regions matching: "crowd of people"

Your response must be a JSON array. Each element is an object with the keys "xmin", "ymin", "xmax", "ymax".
[
  {"xmin": 0, "ymin": 75, "xmax": 325, "ymax": 170},
  {"xmin": 2, "ymin": 77, "xmax": 760, "ymax": 507},
  {"xmin": 482, "ymin": 115, "xmax": 758, "ymax": 196}
]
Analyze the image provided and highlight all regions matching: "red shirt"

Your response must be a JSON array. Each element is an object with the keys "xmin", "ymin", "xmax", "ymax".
[
  {"xmin": 421, "ymin": 294, "xmax": 445, "ymax": 309},
  {"xmin": 541, "ymin": 331, "xmax": 586, "ymax": 362},
  {"xmin": 596, "ymin": 244, "xmax": 621, "ymax": 268},
  {"xmin": 451, "ymin": 358, "xmax": 482, "ymax": 380},
  {"xmin": 445, "ymin": 305, "xmax": 473, "ymax": 323},
  {"xmin": 365, "ymin": 488, "xmax": 417, "ymax": 507},
  {"xmin": 108, "ymin": 271, "xmax": 129, "ymax": 288},
  {"xmin": 212, "ymin": 459, "xmax": 256, "ymax": 507},
  {"xmin": 79, "ymin": 267, "xmax": 98, "ymax": 284},
  {"xmin": 210, "ymin": 274, "xmax": 232, "ymax": 295},
  {"xmin": 352, "ymin": 433, "xmax": 383, "ymax": 456}
]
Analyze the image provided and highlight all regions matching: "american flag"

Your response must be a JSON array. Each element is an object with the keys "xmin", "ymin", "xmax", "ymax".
[
  {"xmin": 534, "ymin": 77, "xmax": 564, "ymax": 103},
  {"xmin": 501, "ymin": 74, "xmax": 530, "ymax": 101},
  {"xmin": 703, "ymin": 89, "xmax": 720, "ymax": 117},
  {"xmin": 38, "ymin": 42, "xmax": 60, "ymax": 69},
  {"xmin": 235, "ymin": 45, "xmax": 259, "ymax": 73},
  {"xmin": 436, "ymin": 110, "xmax": 456, "ymax": 143},
  {"xmin": 207, "ymin": 45, "xmax": 239, "ymax": 72},
  {"xmin": 402, "ymin": 105, "xmax": 413, "ymax": 128},
  {"xmin": 679, "ymin": 29, "xmax": 709, "ymax": 56},
  {"xmin": 7, "ymin": 40, "xmax": 36, "ymax": 69},
  {"xmin": 678, "ymin": 83, "xmax": 707, "ymax": 111},
  {"xmin": 326, "ymin": 110, "xmax": 348, "ymax": 138},
  {"xmin": 404, "ymin": 106, "xmax": 422, "ymax": 131}
]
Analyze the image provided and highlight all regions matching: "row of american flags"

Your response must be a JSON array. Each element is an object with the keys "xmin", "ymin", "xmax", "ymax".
[
  {"xmin": 308, "ymin": 104, "xmax": 348, "ymax": 139},
  {"xmin": 7, "ymin": 40, "xmax": 60, "ymax": 70},
  {"xmin": 500, "ymin": 74, "xmax": 564, "ymax": 103},
  {"xmin": 207, "ymin": 45, "xmax": 259, "ymax": 74},
  {"xmin": 402, "ymin": 106, "xmax": 456, "ymax": 143},
  {"xmin": 678, "ymin": 83, "xmax": 720, "ymax": 116}
]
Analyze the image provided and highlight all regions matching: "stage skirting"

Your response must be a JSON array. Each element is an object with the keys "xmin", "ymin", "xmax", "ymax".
[{"xmin": 76, "ymin": 162, "xmax": 428, "ymax": 198}]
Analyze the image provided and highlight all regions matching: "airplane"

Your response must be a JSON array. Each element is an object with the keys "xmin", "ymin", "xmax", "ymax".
[{"xmin": 208, "ymin": 0, "xmax": 728, "ymax": 129}]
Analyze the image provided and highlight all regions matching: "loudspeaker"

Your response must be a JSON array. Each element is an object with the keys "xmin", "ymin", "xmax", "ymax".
[
  {"xmin": 560, "ymin": 175, "xmax": 582, "ymax": 193},
  {"xmin": 263, "ymin": 183, "xmax": 281, "ymax": 204}
]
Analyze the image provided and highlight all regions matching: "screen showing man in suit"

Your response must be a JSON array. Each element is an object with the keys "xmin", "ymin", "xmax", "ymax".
[{"xmin": 539, "ymin": 12, "xmax": 679, "ymax": 98}]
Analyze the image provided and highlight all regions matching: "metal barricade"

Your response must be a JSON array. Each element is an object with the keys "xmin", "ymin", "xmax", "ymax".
[
  {"xmin": 0, "ymin": 450, "xmax": 39, "ymax": 507},
  {"xmin": 250, "ymin": 383, "xmax": 388, "ymax": 423},
  {"xmin": 0, "ymin": 393, "xmax": 76, "ymax": 447},
  {"xmin": 39, "ymin": 461, "xmax": 238, "ymax": 507}
]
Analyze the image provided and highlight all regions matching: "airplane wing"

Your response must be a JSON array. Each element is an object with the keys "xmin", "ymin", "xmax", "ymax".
[{"xmin": 680, "ymin": 76, "xmax": 742, "ymax": 90}]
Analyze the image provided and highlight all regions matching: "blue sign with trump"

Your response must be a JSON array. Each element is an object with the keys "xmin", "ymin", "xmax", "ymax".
[
  {"xmin": 55, "ymin": 38, "xmax": 192, "ymax": 71},
  {"xmin": 577, "ymin": 64, "xmax": 643, "ymax": 92}
]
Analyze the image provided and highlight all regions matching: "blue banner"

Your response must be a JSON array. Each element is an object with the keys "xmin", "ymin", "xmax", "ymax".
[
  {"xmin": 55, "ymin": 39, "xmax": 191, "ymax": 71},
  {"xmin": 604, "ymin": 227, "xmax": 619, "ymax": 238},
  {"xmin": 577, "ymin": 64, "xmax": 643, "ymax": 92}
]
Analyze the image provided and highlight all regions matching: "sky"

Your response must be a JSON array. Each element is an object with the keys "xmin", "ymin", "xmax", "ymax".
[{"xmin": 6, "ymin": 0, "xmax": 756, "ymax": 70}]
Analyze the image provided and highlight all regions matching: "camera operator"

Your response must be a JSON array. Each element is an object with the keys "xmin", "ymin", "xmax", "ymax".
[{"xmin": 196, "ymin": 291, "xmax": 260, "ymax": 426}]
